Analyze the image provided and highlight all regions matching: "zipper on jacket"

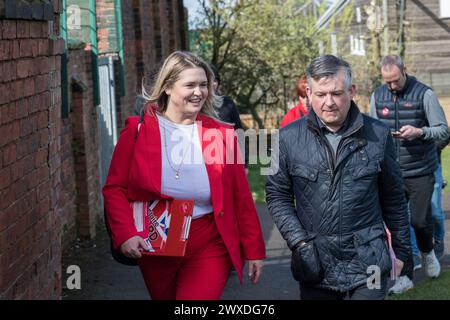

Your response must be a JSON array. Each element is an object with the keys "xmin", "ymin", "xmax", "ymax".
[
  {"xmin": 394, "ymin": 95, "xmax": 401, "ymax": 160},
  {"xmin": 315, "ymin": 132, "xmax": 335, "ymax": 176},
  {"xmin": 338, "ymin": 170, "xmax": 344, "ymax": 254},
  {"xmin": 319, "ymin": 123, "xmax": 361, "ymax": 192},
  {"xmin": 334, "ymin": 123, "xmax": 363, "ymax": 170},
  {"xmin": 332, "ymin": 124, "xmax": 362, "ymax": 256},
  {"xmin": 324, "ymin": 137, "xmax": 336, "ymax": 174}
]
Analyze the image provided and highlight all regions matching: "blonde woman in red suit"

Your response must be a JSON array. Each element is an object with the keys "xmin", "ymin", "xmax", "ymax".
[{"xmin": 102, "ymin": 51, "xmax": 265, "ymax": 300}]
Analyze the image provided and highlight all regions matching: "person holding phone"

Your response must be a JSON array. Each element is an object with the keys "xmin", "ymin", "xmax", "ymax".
[{"xmin": 370, "ymin": 55, "xmax": 448, "ymax": 294}]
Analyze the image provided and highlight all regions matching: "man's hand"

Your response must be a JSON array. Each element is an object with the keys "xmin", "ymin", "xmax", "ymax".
[
  {"xmin": 120, "ymin": 236, "xmax": 149, "ymax": 259},
  {"xmin": 248, "ymin": 260, "xmax": 263, "ymax": 284},
  {"xmin": 395, "ymin": 258, "xmax": 405, "ymax": 277},
  {"xmin": 397, "ymin": 125, "xmax": 423, "ymax": 141},
  {"xmin": 295, "ymin": 240, "xmax": 307, "ymax": 248}
]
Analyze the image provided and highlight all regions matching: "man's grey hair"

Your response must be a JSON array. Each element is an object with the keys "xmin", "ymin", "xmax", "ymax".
[
  {"xmin": 379, "ymin": 54, "xmax": 404, "ymax": 71},
  {"xmin": 307, "ymin": 55, "xmax": 352, "ymax": 89}
]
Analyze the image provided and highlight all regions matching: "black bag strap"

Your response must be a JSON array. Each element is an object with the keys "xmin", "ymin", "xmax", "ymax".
[
  {"xmin": 104, "ymin": 208, "xmax": 138, "ymax": 266},
  {"xmin": 105, "ymin": 112, "xmax": 146, "ymax": 266},
  {"xmin": 135, "ymin": 108, "xmax": 145, "ymax": 139}
]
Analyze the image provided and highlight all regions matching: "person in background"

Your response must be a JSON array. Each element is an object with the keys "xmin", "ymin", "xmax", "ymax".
[
  {"xmin": 370, "ymin": 54, "xmax": 448, "ymax": 294},
  {"xmin": 103, "ymin": 51, "xmax": 265, "ymax": 300},
  {"xmin": 431, "ymin": 135, "xmax": 449, "ymax": 260},
  {"xmin": 210, "ymin": 64, "xmax": 249, "ymax": 173},
  {"xmin": 411, "ymin": 131, "xmax": 450, "ymax": 270},
  {"xmin": 209, "ymin": 64, "xmax": 244, "ymax": 130},
  {"xmin": 280, "ymin": 75, "xmax": 309, "ymax": 128}
]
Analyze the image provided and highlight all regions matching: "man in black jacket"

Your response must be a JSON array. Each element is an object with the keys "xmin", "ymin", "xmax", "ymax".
[
  {"xmin": 209, "ymin": 64, "xmax": 244, "ymax": 130},
  {"xmin": 266, "ymin": 55, "xmax": 410, "ymax": 300},
  {"xmin": 210, "ymin": 64, "xmax": 248, "ymax": 172},
  {"xmin": 370, "ymin": 55, "xmax": 447, "ymax": 294}
]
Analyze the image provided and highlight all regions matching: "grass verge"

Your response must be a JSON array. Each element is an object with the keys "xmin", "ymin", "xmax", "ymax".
[
  {"xmin": 387, "ymin": 269, "xmax": 450, "ymax": 300},
  {"xmin": 248, "ymin": 163, "xmax": 267, "ymax": 203}
]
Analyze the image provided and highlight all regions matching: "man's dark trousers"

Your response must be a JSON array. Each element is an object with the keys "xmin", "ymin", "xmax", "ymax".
[
  {"xmin": 300, "ymin": 278, "xmax": 388, "ymax": 300},
  {"xmin": 401, "ymin": 173, "xmax": 435, "ymax": 279}
]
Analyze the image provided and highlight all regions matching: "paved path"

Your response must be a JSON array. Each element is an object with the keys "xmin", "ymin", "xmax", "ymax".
[
  {"xmin": 62, "ymin": 203, "xmax": 299, "ymax": 300},
  {"xmin": 62, "ymin": 199, "xmax": 450, "ymax": 300},
  {"xmin": 221, "ymin": 203, "xmax": 298, "ymax": 299}
]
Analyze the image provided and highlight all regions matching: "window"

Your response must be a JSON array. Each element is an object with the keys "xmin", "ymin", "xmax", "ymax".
[
  {"xmin": 440, "ymin": 0, "xmax": 450, "ymax": 18},
  {"xmin": 350, "ymin": 35, "xmax": 366, "ymax": 56}
]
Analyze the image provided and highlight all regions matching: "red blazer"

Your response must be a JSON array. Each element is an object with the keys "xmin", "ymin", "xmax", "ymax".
[{"xmin": 102, "ymin": 110, "xmax": 266, "ymax": 283}]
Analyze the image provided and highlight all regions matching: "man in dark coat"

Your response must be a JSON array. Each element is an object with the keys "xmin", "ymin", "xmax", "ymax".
[
  {"xmin": 266, "ymin": 55, "xmax": 410, "ymax": 300},
  {"xmin": 210, "ymin": 64, "xmax": 248, "ymax": 172},
  {"xmin": 209, "ymin": 64, "xmax": 244, "ymax": 130}
]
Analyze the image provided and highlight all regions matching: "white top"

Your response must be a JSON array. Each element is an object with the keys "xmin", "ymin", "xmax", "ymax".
[{"xmin": 156, "ymin": 113, "xmax": 213, "ymax": 219}]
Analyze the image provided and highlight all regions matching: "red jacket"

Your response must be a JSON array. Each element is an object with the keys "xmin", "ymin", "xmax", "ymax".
[
  {"xmin": 102, "ymin": 111, "xmax": 266, "ymax": 283},
  {"xmin": 280, "ymin": 101, "xmax": 308, "ymax": 128}
]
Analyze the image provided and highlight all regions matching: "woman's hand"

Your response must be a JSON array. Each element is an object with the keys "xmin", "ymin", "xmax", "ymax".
[
  {"xmin": 120, "ymin": 236, "xmax": 149, "ymax": 259},
  {"xmin": 247, "ymin": 260, "xmax": 263, "ymax": 284}
]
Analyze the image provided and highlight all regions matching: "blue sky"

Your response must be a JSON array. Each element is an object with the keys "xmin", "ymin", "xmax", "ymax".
[
  {"xmin": 184, "ymin": 0, "xmax": 201, "ymax": 26},
  {"xmin": 183, "ymin": 0, "xmax": 338, "ymax": 28}
]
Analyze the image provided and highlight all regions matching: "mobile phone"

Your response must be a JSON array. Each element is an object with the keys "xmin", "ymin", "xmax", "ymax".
[{"xmin": 391, "ymin": 131, "xmax": 401, "ymax": 137}]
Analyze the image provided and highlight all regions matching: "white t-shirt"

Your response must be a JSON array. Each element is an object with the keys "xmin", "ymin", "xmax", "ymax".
[{"xmin": 156, "ymin": 113, "xmax": 213, "ymax": 219}]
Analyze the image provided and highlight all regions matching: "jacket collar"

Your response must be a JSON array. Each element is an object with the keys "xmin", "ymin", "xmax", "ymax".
[
  {"xmin": 140, "ymin": 106, "xmax": 224, "ymax": 215},
  {"xmin": 306, "ymin": 101, "xmax": 364, "ymax": 137}
]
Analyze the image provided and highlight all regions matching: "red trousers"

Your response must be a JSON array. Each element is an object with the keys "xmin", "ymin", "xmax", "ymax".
[{"xmin": 138, "ymin": 214, "xmax": 233, "ymax": 300}]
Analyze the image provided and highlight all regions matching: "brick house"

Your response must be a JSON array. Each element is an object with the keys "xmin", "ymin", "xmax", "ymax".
[{"xmin": 0, "ymin": 0, "xmax": 188, "ymax": 299}]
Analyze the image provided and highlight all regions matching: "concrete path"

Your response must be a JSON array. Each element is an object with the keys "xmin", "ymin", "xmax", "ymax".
[
  {"xmin": 61, "ymin": 203, "xmax": 299, "ymax": 300},
  {"xmin": 221, "ymin": 203, "xmax": 298, "ymax": 299},
  {"xmin": 62, "ymin": 198, "xmax": 450, "ymax": 300}
]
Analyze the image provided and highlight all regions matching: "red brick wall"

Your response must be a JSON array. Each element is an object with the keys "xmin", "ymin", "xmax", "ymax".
[
  {"xmin": 0, "ymin": 0, "xmax": 189, "ymax": 300},
  {"xmin": 96, "ymin": 0, "xmax": 118, "ymax": 54},
  {"xmin": 67, "ymin": 49, "xmax": 101, "ymax": 238},
  {"xmin": 151, "ymin": 0, "xmax": 163, "ymax": 63},
  {"xmin": 132, "ymin": 0, "xmax": 145, "ymax": 92},
  {"xmin": 58, "ymin": 114, "xmax": 78, "ymax": 250},
  {"xmin": 171, "ymin": 0, "xmax": 182, "ymax": 50},
  {"xmin": 113, "ymin": 0, "xmax": 188, "ymax": 131},
  {"xmin": 159, "ymin": 0, "xmax": 172, "ymax": 58},
  {"xmin": 116, "ymin": 0, "xmax": 138, "ymax": 129},
  {"xmin": 179, "ymin": 1, "xmax": 189, "ymax": 50},
  {"xmin": 139, "ymin": 0, "xmax": 156, "ymax": 78},
  {"xmin": 0, "ymin": 15, "xmax": 66, "ymax": 299}
]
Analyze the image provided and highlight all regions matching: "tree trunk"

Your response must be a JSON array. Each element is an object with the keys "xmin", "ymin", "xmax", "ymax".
[{"xmin": 248, "ymin": 103, "xmax": 264, "ymax": 129}]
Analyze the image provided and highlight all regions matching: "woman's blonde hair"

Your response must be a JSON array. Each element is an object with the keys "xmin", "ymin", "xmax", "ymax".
[{"xmin": 141, "ymin": 51, "xmax": 221, "ymax": 119}]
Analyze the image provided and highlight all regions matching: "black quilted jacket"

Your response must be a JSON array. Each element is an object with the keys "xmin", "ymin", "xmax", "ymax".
[{"xmin": 266, "ymin": 103, "xmax": 411, "ymax": 291}]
